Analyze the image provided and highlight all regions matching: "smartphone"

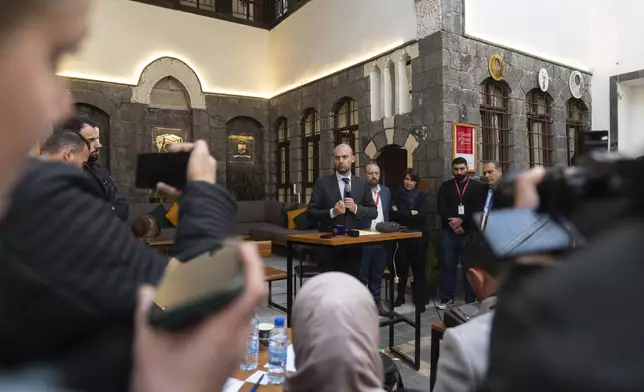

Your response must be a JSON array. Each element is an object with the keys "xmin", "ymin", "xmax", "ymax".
[
  {"xmin": 135, "ymin": 152, "xmax": 190, "ymax": 190},
  {"xmin": 473, "ymin": 208, "xmax": 585, "ymax": 259},
  {"xmin": 149, "ymin": 241, "xmax": 244, "ymax": 331}
]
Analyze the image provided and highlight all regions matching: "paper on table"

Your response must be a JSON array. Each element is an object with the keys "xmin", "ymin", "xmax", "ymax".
[
  {"xmin": 245, "ymin": 371, "xmax": 268, "ymax": 385},
  {"xmin": 263, "ymin": 344, "xmax": 297, "ymax": 372},
  {"xmin": 358, "ymin": 230, "xmax": 381, "ymax": 236},
  {"xmin": 222, "ymin": 378, "xmax": 244, "ymax": 392}
]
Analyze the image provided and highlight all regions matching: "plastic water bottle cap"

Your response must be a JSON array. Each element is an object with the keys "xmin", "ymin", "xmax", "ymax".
[{"xmin": 274, "ymin": 317, "xmax": 285, "ymax": 327}]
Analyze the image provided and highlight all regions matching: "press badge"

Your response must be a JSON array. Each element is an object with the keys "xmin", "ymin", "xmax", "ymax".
[{"xmin": 458, "ymin": 204, "xmax": 465, "ymax": 215}]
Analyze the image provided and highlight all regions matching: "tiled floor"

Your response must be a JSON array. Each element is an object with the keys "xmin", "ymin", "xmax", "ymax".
[{"xmin": 259, "ymin": 252, "xmax": 458, "ymax": 392}]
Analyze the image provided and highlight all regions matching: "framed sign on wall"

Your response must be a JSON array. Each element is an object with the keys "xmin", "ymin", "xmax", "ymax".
[
  {"xmin": 452, "ymin": 123, "xmax": 477, "ymax": 172},
  {"xmin": 228, "ymin": 135, "xmax": 254, "ymax": 163}
]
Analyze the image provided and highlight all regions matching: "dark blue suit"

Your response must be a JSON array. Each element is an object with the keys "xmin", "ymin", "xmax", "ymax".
[{"xmin": 360, "ymin": 185, "xmax": 391, "ymax": 306}]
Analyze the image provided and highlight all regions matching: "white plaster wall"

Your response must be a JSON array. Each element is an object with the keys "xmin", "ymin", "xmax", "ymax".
[
  {"xmin": 617, "ymin": 82, "xmax": 644, "ymax": 157},
  {"xmin": 58, "ymin": 0, "xmax": 271, "ymax": 98},
  {"xmin": 269, "ymin": 0, "xmax": 417, "ymax": 94},
  {"xmin": 464, "ymin": 0, "xmax": 592, "ymax": 71}
]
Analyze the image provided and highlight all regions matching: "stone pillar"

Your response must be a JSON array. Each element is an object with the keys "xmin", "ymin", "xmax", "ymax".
[
  {"xmin": 397, "ymin": 54, "xmax": 411, "ymax": 115},
  {"xmin": 370, "ymin": 64, "xmax": 382, "ymax": 121},
  {"xmin": 383, "ymin": 59, "xmax": 394, "ymax": 118}
]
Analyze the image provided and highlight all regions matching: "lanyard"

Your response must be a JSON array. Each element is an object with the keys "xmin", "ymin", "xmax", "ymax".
[
  {"xmin": 454, "ymin": 177, "xmax": 470, "ymax": 202},
  {"xmin": 374, "ymin": 191, "xmax": 380, "ymax": 207},
  {"xmin": 480, "ymin": 188, "xmax": 494, "ymax": 230}
]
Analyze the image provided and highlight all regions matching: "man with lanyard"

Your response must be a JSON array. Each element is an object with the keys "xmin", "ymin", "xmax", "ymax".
[
  {"xmin": 437, "ymin": 157, "xmax": 487, "ymax": 309},
  {"xmin": 359, "ymin": 163, "xmax": 393, "ymax": 317}
]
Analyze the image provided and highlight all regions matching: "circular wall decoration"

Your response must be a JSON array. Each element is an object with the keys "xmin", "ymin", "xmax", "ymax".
[
  {"xmin": 488, "ymin": 54, "xmax": 505, "ymax": 81},
  {"xmin": 569, "ymin": 70, "xmax": 585, "ymax": 99},
  {"xmin": 538, "ymin": 68, "xmax": 549, "ymax": 92}
]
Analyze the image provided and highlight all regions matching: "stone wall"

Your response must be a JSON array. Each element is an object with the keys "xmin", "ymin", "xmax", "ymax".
[{"xmin": 66, "ymin": 78, "xmax": 270, "ymax": 202}]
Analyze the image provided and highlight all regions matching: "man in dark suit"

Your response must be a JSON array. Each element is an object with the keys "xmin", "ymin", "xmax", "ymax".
[
  {"xmin": 359, "ymin": 163, "xmax": 392, "ymax": 316},
  {"xmin": 307, "ymin": 144, "xmax": 377, "ymax": 276}
]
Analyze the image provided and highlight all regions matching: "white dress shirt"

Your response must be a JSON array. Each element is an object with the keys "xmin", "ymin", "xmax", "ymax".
[
  {"xmin": 330, "ymin": 172, "xmax": 355, "ymax": 218},
  {"xmin": 370, "ymin": 185, "xmax": 384, "ymax": 229}
]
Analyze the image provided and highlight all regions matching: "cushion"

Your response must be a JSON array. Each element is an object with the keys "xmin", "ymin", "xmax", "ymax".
[
  {"xmin": 237, "ymin": 201, "xmax": 266, "ymax": 224},
  {"xmin": 264, "ymin": 200, "xmax": 284, "ymax": 226},
  {"xmin": 287, "ymin": 207, "xmax": 307, "ymax": 230},
  {"xmin": 165, "ymin": 203, "xmax": 180, "ymax": 227},
  {"xmin": 293, "ymin": 210, "xmax": 312, "ymax": 230},
  {"xmin": 150, "ymin": 204, "xmax": 172, "ymax": 229}
]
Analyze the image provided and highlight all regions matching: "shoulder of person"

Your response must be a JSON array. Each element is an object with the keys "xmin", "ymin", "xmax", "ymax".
[
  {"xmin": 446, "ymin": 311, "xmax": 495, "ymax": 350},
  {"xmin": 16, "ymin": 160, "xmax": 103, "ymax": 201}
]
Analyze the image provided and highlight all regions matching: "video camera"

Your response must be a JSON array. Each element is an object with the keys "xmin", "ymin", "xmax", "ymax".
[{"xmin": 474, "ymin": 131, "xmax": 643, "ymax": 260}]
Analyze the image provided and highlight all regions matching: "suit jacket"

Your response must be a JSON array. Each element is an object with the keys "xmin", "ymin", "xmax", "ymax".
[
  {"xmin": 307, "ymin": 173, "xmax": 377, "ymax": 230},
  {"xmin": 84, "ymin": 161, "xmax": 129, "ymax": 221},
  {"xmin": 360, "ymin": 185, "xmax": 391, "ymax": 229},
  {"xmin": 434, "ymin": 297, "xmax": 497, "ymax": 392}
]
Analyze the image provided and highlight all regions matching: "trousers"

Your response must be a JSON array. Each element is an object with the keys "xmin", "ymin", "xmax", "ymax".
[{"xmin": 360, "ymin": 245, "xmax": 388, "ymax": 305}]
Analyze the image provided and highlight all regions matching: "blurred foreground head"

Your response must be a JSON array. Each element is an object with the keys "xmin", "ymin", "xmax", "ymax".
[{"xmin": 0, "ymin": 0, "xmax": 89, "ymax": 218}]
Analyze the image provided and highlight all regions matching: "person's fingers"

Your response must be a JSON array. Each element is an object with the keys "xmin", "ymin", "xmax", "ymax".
[
  {"xmin": 515, "ymin": 167, "xmax": 546, "ymax": 208},
  {"xmin": 166, "ymin": 142, "xmax": 195, "ymax": 153},
  {"xmin": 135, "ymin": 285, "xmax": 156, "ymax": 334},
  {"xmin": 156, "ymin": 182, "xmax": 181, "ymax": 198}
]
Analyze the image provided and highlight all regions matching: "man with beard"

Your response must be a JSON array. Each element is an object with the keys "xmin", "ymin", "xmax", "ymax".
[
  {"xmin": 360, "ymin": 163, "xmax": 392, "ymax": 316},
  {"xmin": 55, "ymin": 117, "xmax": 129, "ymax": 221},
  {"xmin": 437, "ymin": 157, "xmax": 486, "ymax": 309},
  {"xmin": 307, "ymin": 144, "xmax": 377, "ymax": 276}
]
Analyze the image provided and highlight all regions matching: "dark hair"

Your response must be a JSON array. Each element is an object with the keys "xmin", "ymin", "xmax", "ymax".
[
  {"xmin": 463, "ymin": 235, "xmax": 505, "ymax": 278},
  {"xmin": 40, "ymin": 131, "xmax": 90, "ymax": 155},
  {"xmin": 131, "ymin": 215, "xmax": 159, "ymax": 241},
  {"xmin": 55, "ymin": 117, "xmax": 97, "ymax": 135},
  {"xmin": 452, "ymin": 157, "xmax": 468, "ymax": 166},
  {"xmin": 403, "ymin": 169, "xmax": 420, "ymax": 183},
  {"xmin": 482, "ymin": 160, "xmax": 502, "ymax": 171}
]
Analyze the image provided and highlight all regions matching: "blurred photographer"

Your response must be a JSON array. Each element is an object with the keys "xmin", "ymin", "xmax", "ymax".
[{"xmin": 482, "ymin": 165, "xmax": 644, "ymax": 391}]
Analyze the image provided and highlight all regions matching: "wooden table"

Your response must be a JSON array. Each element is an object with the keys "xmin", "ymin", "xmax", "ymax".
[
  {"xmin": 232, "ymin": 329, "xmax": 293, "ymax": 391},
  {"xmin": 285, "ymin": 230, "xmax": 423, "ymax": 370},
  {"xmin": 430, "ymin": 322, "xmax": 447, "ymax": 391},
  {"xmin": 148, "ymin": 238, "xmax": 272, "ymax": 258}
]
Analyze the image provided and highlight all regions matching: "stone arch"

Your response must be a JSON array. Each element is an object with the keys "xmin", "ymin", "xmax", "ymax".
[
  {"xmin": 364, "ymin": 128, "xmax": 419, "ymax": 163},
  {"xmin": 323, "ymin": 84, "xmax": 365, "ymax": 113},
  {"xmin": 71, "ymin": 90, "xmax": 119, "ymax": 115},
  {"xmin": 132, "ymin": 57, "xmax": 206, "ymax": 109}
]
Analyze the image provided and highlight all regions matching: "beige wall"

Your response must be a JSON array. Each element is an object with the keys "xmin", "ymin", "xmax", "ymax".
[
  {"xmin": 269, "ymin": 0, "xmax": 417, "ymax": 94},
  {"xmin": 58, "ymin": 0, "xmax": 271, "ymax": 98}
]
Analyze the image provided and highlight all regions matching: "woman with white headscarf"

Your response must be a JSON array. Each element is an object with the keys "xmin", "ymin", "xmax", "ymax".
[{"xmin": 285, "ymin": 272, "xmax": 385, "ymax": 392}]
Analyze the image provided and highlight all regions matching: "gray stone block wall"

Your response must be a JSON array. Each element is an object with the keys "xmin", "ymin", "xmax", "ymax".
[{"xmin": 67, "ymin": 78, "xmax": 270, "ymax": 202}]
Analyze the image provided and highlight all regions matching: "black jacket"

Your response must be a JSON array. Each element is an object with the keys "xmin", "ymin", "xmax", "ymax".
[
  {"xmin": 0, "ymin": 159, "xmax": 237, "ymax": 392},
  {"xmin": 84, "ymin": 160, "xmax": 129, "ymax": 221},
  {"xmin": 307, "ymin": 173, "xmax": 377, "ymax": 230},
  {"xmin": 482, "ymin": 219, "xmax": 644, "ymax": 391},
  {"xmin": 437, "ymin": 177, "xmax": 487, "ymax": 233},
  {"xmin": 391, "ymin": 188, "xmax": 429, "ymax": 242}
]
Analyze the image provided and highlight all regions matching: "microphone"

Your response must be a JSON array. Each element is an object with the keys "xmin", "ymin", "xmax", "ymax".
[{"xmin": 344, "ymin": 181, "xmax": 351, "ymax": 199}]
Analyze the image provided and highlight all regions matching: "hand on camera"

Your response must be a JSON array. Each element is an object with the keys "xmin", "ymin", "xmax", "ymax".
[
  {"xmin": 515, "ymin": 167, "xmax": 546, "ymax": 208},
  {"xmin": 156, "ymin": 140, "xmax": 217, "ymax": 199},
  {"xmin": 333, "ymin": 201, "xmax": 346, "ymax": 216},
  {"xmin": 132, "ymin": 243, "xmax": 267, "ymax": 392}
]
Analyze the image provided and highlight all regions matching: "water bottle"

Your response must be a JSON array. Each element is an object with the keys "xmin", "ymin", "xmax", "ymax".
[
  {"xmin": 240, "ymin": 314, "xmax": 259, "ymax": 371},
  {"xmin": 267, "ymin": 316, "xmax": 288, "ymax": 384}
]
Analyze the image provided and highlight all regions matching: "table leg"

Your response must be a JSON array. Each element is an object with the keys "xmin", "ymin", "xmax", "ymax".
[
  {"xmin": 415, "ymin": 304, "xmax": 421, "ymax": 370},
  {"xmin": 388, "ymin": 245, "xmax": 395, "ymax": 348},
  {"xmin": 286, "ymin": 241, "xmax": 294, "ymax": 327}
]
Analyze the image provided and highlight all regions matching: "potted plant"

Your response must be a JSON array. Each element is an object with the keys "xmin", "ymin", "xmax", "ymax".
[{"xmin": 148, "ymin": 190, "xmax": 164, "ymax": 204}]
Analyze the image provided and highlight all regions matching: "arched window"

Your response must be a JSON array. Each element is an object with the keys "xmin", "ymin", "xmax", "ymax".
[
  {"xmin": 302, "ymin": 109, "xmax": 320, "ymax": 202},
  {"xmin": 566, "ymin": 98, "xmax": 589, "ymax": 165},
  {"xmin": 334, "ymin": 98, "xmax": 360, "ymax": 173},
  {"xmin": 479, "ymin": 78, "xmax": 511, "ymax": 172},
  {"xmin": 275, "ymin": 118, "xmax": 290, "ymax": 202},
  {"xmin": 526, "ymin": 90, "xmax": 554, "ymax": 167}
]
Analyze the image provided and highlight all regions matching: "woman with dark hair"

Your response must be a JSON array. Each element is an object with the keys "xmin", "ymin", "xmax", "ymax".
[
  {"xmin": 131, "ymin": 215, "xmax": 160, "ymax": 244},
  {"xmin": 391, "ymin": 169, "xmax": 430, "ymax": 311}
]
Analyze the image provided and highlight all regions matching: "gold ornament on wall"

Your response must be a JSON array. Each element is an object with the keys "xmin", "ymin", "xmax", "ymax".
[
  {"xmin": 488, "ymin": 54, "xmax": 505, "ymax": 81},
  {"xmin": 155, "ymin": 133, "xmax": 184, "ymax": 152}
]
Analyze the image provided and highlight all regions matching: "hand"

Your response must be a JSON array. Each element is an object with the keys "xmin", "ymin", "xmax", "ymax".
[
  {"xmin": 410, "ymin": 209, "xmax": 418, "ymax": 216},
  {"xmin": 453, "ymin": 226, "xmax": 465, "ymax": 235},
  {"xmin": 343, "ymin": 198, "xmax": 356, "ymax": 213},
  {"xmin": 131, "ymin": 243, "xmax": 267, "ymax": 392},
  {"xmin": 392, "ymin": 205, "xmax": 398, "ymax": 212},
  {"xmin": 333, "ymin": 201, "xmax": 346, "ymax": 216},
  {"xmin": 448, "ymin": 217, "xmax": 463, "ymax": 229},
  {"xmin": 515, "ymin": 167, "xmax": 546, "ymax": 208},
  {"xmin": 156, "ymin": 140, "xmax": 217, "ymax": 200}
]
